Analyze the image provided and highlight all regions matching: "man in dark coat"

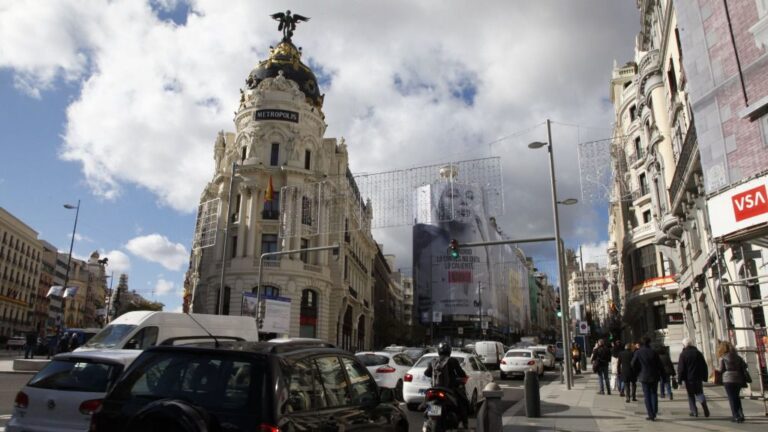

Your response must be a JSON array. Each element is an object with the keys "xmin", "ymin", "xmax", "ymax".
[
  {"xmin": 631, "ymin": 336, "xmax": 663, "ymax": 421},
  {"xmin": 677, "ymin": 337, "xmax": 710, "ymax": 417},
  {"xmin": 591, "ymin": 339, "xmax": 612, "ymax": 395},
  {"xmin": 617, "ymin": 342, "xmax": 637, "ymax": 402}
]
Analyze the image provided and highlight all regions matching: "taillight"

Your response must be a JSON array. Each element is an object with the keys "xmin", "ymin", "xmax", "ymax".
[
  {"xmin": 404, "ymin": 374, "xmax": 413, "ymax": 382},
  {"xmin": 79, "ymin": 399, "xmax": 102, "ymax": 415},
  {"xmin": 14, "ymin": 391, "xmax": 28, "ymax": 409},
  {"xmin": 425, "ymin": 389, "xmax": 446, "ymax": 400},
  {"xmin": 258, "ymin": 424, "xmax": 280, "ymax": 432},
  {"xmin": 500, "ymin": 359, "xmax": 507, "ymax": 365},
  {"xmin": 376, "ymin": 366, "xmax": 396, "ymax": 373},
  {"xmin": 527, "ymin": 360, "xmax": 536, "ymax": 366}
]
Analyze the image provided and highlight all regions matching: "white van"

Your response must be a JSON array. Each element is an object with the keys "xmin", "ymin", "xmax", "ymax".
[
  {"xmin": 77, "ymin": 311, "xmax": 260, "ymax": 351},
  {"xmin": 474, "ymin": 340, "xmax": 505, "ymax": 369}
]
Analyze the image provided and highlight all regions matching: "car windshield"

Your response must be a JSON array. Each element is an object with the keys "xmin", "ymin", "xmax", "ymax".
[
  {"xmin": 28, "ymin": 359, "xmax": 120, "ymax": 392},
  {"xmin": 356, "ymin": 354, "xmax": 389, "ymax": 366},
  {"xmin": 506, "ymin": 351, "xmax": 531, "ymax": 358},
  {"xmin": 85, "ymin": 324, "xmax": 136, "ymax": 348},
  {"xmin": 413, "ymin": 355, "xmax": 465, "ymax": 368},
  {"xmin": 115, "ymin": 351, "xmax": 263, "ymax": 414},
  {"xmin": 404, "ymin": 349, "xmax": 424, "ymax": 361}
]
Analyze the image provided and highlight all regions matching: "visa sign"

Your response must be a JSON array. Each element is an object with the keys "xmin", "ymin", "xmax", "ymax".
[{"xmin": 731, "ymin": 185, "xmax": 768, "ymax": 222}]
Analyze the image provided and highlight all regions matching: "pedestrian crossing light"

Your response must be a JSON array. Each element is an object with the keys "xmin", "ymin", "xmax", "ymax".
[{"xmin": 448, "ymin": 239, "xmax": 460, "ymax": 259}]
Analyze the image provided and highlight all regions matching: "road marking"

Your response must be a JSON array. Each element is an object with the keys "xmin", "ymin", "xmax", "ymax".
[{"xmin": 0, "ymin": 414, "xmax": 9, "ymax": 419}]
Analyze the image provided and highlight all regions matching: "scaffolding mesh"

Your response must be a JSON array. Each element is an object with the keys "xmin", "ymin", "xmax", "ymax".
[{"xmin": 192, "ymin": 198, "xmax": 220, "ymax": 249}]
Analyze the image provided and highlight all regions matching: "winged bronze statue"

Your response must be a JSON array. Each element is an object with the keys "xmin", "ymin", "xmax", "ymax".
[{"xmin": 271, "ymin": 10, "xmax": 310, "ymax": 41}]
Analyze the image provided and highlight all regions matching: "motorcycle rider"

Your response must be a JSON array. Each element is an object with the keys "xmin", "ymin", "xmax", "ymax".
[{"xmin": 424, "ymin": 342, "xmax": 470, "ymax": 428}]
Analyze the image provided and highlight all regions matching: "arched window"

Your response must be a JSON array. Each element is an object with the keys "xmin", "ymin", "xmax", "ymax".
[
  {"xmin": 357, "ymin": 314, "xmax": 366, "ymax": 351},
  {"xmin": 257, "ymin": 285, "xmax": 280, "ymax": 298},
  {"xmin": 300, "ymin": 289, "xmax": 318, "ymax": 338},
  {"xmin": 342, "ymin": 306, "xmax": 353, "ymax": 351}
]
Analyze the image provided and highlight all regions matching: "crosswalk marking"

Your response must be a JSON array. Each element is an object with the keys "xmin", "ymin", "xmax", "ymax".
[{"xmin": 0, "ymin": 414, "xmax": 10, "ymax": 419}]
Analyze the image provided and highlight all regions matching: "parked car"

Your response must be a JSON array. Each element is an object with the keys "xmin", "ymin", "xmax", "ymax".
[
  {"xmin": 356, "ymin": 351, "xmax": 414, "ymax": 400},
  {"xmin": 382, "ymin": 344, "xmax": 407, "ymax": 354},
  {"xmin": 499, "ymin": 348, "xmax": 544, "ymax": 379},
  {"xmin": 402, "ymin": 351, "xmax": 493, "ymax": 413},
  {"xmin": 530, "ymin": 345, "xmax": 557, "ymax": 369},
  {"xmin": 91, "ymin": 338, "xmax": 408, "ymax": 431},
  {"xmin": 8, "ymin": 349, "xmax": 141, "ymax": 431},
  {"xmin": 474, "ymin": 341, "xmax": 505, "ymax": 369}
]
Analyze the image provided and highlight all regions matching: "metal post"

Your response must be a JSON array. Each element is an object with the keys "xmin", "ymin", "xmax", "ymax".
[
  {"xmin": 579, "ymin": 245, "xmax": 588, "ymax": 337},
  {"xmin": 545, "ymin": 119, "xmax": 573, "ymax": 389},
  {"xmin": 104, "ymin": 272, "xmax": 114, "ymax": 325},
  {"xmin": 218, "ymin": 161, "xmax": 237, "ymax": 315},
  {"xmin": 62, "ymin": 200, "xmax": 80, "ymax": 329}
]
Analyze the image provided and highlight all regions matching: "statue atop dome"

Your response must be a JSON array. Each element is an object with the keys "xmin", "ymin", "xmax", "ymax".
[{"xmin": 270, "ymin": 10, "xmax": 310, "ymax": 42}]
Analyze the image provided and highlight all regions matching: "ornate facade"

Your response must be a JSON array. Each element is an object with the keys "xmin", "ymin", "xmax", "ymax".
[{"xmin": 187, "ymin": 29, "xmax": 377, "ymax": 351}]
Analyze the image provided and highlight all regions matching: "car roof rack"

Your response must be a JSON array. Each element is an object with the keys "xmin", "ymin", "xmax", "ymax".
[
  {"xmin": 159, "ymin": 335, "xmax": 245, "ymax": 346},
  {"xmin": 267, "ymin": 338, "xmax": 336, "ymax": 353}
]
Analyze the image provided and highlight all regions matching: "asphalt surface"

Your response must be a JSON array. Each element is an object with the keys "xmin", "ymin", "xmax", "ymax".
[
  {"xmin": 405, "ymin": 369, "xmax": 556, "ymax": 431},
  {"xmin": 0, "ymin": 372, "xmax": 33, "ymax": 430}
]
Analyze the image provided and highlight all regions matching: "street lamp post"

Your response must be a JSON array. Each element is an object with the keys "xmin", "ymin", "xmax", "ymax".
[
  {"xmin": 62, "ymin": 200, "xmax": 81, "ymax": 329},
  {"xmin": 529, "ymin": 119, "xmax": 575, "ymax": 389}
]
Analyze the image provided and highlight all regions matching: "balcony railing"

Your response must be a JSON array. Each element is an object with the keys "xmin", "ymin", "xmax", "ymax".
[{"xmin": 669, "ymin": 121, "xmax": 697, "ymax": 204}]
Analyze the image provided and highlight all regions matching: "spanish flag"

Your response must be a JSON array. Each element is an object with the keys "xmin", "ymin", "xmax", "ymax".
[{"xmin": 265, "ymin": 175, "xmax": 274, "ymax": 202}]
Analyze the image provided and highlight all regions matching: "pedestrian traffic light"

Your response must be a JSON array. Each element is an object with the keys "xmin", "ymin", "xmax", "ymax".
[{"xmin": 448, "ymin": 239, "xmax": 460, "ymax": 259}]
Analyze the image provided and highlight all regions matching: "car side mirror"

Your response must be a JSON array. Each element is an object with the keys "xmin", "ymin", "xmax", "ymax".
[{"xmin": 378, "ymin": 387, "xmax": 395, "ymax": 404}]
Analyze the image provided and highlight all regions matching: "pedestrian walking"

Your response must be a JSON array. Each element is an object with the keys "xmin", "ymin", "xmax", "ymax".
[
  {"xmin": 571, "ymin": 343, "xmax": 582, "ymax": 374},
  {"xmin": 58, "ymin": 332, "xmax": 70, "ymax": 353},
  {"xmin": 591, "ymin": 338, "xmax": 612, "ymax": 395},
  {"xmin": 69, "ymin": 332, "xmax": 81, "ymax": 351},
  {"xmin": 657, "ymin": 345, "xmax": 675, "ymax": 400},
  {"xmin": 611, "ymin": 340, "xmax": 624, "ymax": 395},
  {"xmin": 47, "ymin": 333, "xmax": 60, "ymax": 359},
  {"xmin": 617, "ymin": 342, "xmax": 637, "ymax": 402},
  {"xmin": 677, "ymin": 337, "xmax": 710, "ymax": 418},
  {"xmin": 717, "ymin": 340, "xmax": 750, "ymax": 423},
  {"xmin": 631, "ymin": 336, "xmax": 663, "ymax": 421},
  {"xmin": 24, "ymin": 330, "xmax": 37, "ymax": 359}
]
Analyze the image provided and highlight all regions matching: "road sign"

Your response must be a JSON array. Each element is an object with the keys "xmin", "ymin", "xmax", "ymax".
[
  {"xmin": 432, "ymin": 311, "xmax": 442, "ymax": 323},
  {"xmin": 457, "ymin": 327, "xmax": 464, "ymax": 335},
  {"xmin": 481, "ymin": 321, "xmax": 489, "ymax": 330},
  {"xmin": 578, "ymin": 321, "xmax": 589, "ymax": 334}
]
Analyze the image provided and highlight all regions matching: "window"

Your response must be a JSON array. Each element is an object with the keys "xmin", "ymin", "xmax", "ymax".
[
  {"xmin": 680, "ymin": 241, "xmax": 688, "ymax": 269},
  {"xmin": 304, "ymin": 150, "xmax": 311, "ymax": 170},
  {"xmin": 234, "ymin": 194, "xmax": 241, "ymax": 219},
  {"xmin": 261, "ymin": 234, "xmax": 278, "ymax": 260},
  {"xmin": 634, "ymin": 137, "xmax": 643, "ymax": 159},
  {"xmin": 633, "ymin": 245, "xmax": 658, "ymax": 283},
  {"xmin": 127, "ymin": 326, "xmax": 159, "ymax": 350},
  {"xmin": 667, "ymin": 63, "xmax": 678, "ymax": 95},
  {"xmin": 263, "ymin": 285, "xmax": 280, "ymax": 298},
  {"xmin": 28, "ymin": 359, "xmax": 121, "ymax": 393},
  {"xmin": 263, "ymin": 191, "xmax": 280, "ymax": 220},
  {"xmin": 315, "ymin": 356, "xmax": 350, "ymax": 407},
  {"xmin": 760, "ymin": 114, "xmax": 768, "ymax": 146},
  {"xmin": 231, "ymin": 235, "xmax": 238, "ymax": 258},
  {"xmin": 341, "ymin": 357, "xmax": 377, "ymax": 405},
  {"xmin": 241, "ymin": 147, "xmax": 247, "ymax": 162},
  {"xmin": 629, "ymin": 105, "xmax": 637, "ymax": 121},
  {"xmin": 643, "ymin": 210, "xmax": 652, "ymax": 224},
  {"xmin": 301, "ymin": 196, "xmax": 312, "ymax": 226},
  {"xmin": 223, "ymin": 286, "xmax": 231, "ymax": 315},
  {"xmin": 270, "ymin": 143, "xmax": 279, "ymax": 166},
  {"xmin": 653, "ymin": 304, "xmax": 667, "ymax": 329},
  {"xmin": 639, "ymin": 173, "xmax": 649, "ymax": 196},
  {"xmin": 300, "ymin": 289, "xmax": 318, "ymax": 338},
  {"xmin": 284, "ymin": 359, "xmax": 326, "ymax": 412},
  {"xmin": 300, "ymin": 238, "xmax": 309, "ymax": 263}
]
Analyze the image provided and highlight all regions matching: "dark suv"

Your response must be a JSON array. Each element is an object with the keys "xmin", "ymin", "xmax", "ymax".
[{"xmin": 91, "ymin": 339, "xmax": 408, "ymax": 431}]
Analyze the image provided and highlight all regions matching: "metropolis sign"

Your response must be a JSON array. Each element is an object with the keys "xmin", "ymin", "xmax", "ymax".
[{"xmin": 254, "ymin": 109, "xmax": 299, "ymax": 123}]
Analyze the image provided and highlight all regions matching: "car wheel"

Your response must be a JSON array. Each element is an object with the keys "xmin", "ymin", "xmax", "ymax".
[
  {"xmin": 407, "ymin": 402, "xmax": 421, "ymax": 411},
  {"xmin": 470, "ymin": 389, "xmax": 478, "ymax": 416},
  {"xmin": 499, "ymin": 371, "xmax": 507, "ymax": 380},
  {"xmin": 395, "ymin": 380, "xmax": 404, "ymax": 402},
  {"xmin": 127, "ymin": 399, "xmax": 211, "ymax": 432}
]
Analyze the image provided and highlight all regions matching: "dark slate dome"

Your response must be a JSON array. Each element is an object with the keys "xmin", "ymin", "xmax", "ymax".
[{"xmin": 246, "ymin": 40, "xmax": 324, "ymax": 110}]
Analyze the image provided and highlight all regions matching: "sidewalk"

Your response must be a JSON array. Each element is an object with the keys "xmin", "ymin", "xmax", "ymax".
[{"xmin": 502, "ymin": 371, "xmax": 768, "ymax": 431}]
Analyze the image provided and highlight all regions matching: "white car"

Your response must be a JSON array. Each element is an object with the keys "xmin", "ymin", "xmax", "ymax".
[
  {"xmin": 402, "ymin": 352, "xmax": 494, "ymax": 413},
  {"xmin": 355, "ymin": 351, "xmax": 413, "ymax": 399},
  {"xmin": 499, "ymin": 348, "xmax": 544, "ymax": 379},
  {"xmin": 530, "ymin": 345, "xmax": 556, "ymax": 369},
  {"xmin": 8, "ymin": 349, "xmax": 141, "ymax": 432}
]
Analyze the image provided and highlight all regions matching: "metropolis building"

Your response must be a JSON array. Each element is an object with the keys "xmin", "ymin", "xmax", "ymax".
[{"xmin": 186, "ymin": 23, "xmax": 377, "ymax": 350}]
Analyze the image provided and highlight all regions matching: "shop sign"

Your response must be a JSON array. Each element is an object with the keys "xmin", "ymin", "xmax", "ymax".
[{"xmin": 708, "ymin": 173, "xmax": 768, "ymax": 238}]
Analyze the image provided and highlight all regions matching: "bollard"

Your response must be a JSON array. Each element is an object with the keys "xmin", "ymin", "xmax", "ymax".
[
  {"xmin": 476, "ymin": 382, "xmax": 503, "ymax": 432},
  {"xmin": 524, "ymin": 370, "xmax": 541, "ymax": 418}
]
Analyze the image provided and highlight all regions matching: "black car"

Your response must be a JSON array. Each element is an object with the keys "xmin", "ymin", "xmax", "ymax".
[{"xmin": 91, "ymin": 338, "xmax": 408, "ymax": 431}]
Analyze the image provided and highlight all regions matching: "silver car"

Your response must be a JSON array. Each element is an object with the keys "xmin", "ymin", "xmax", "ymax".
[{"xmin": 8, "ymin": 350, "xmax": 140, "ymax": 432}]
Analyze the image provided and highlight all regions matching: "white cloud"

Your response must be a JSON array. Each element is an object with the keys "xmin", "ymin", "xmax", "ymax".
[
  {"xmin": 578, "ymin": 241, "xmax": 610, "ymax": 268},
  {"xmin": 103, "ymin": 250, "xmax": 131, "ymax": 273},
  {"xmin": 0, "ymin": 1, "xmax": 638, "ymax": 271},
  {"xmin": 154, "ymin": 278, "xmax": 176, "ymax": 295},
  {"xmin": 125, "ymin": 234, "xmax": 188, "ymax": 271},
  {"xmin": 171, "ymin": 305, "xmax": 183, "ymax": 313}
]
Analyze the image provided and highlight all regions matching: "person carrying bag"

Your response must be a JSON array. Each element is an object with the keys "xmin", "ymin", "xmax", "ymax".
[{"xmin": 717, "ymin": 341, "xmax": 749, "ymax": 423}]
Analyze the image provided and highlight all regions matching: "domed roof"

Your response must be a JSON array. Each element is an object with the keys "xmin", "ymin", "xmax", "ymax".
[{"xmin": 245, "ymin": 40, "xmax": 324, "ymax": 109}]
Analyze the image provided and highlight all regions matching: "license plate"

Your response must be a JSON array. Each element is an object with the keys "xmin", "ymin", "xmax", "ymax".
[{"xmin": 427, "ymin": 404, "xmax": 442, "ymax": 416}]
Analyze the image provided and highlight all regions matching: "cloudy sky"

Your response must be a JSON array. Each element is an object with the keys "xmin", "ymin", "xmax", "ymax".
[{"xmin": 0, "ymin": 0, "xmax": 638, "ymax": 312}]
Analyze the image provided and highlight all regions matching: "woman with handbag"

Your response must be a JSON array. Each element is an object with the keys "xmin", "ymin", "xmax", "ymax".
[
  {"xmin": 717, "ymin": 341, "xmax": 751, "ymax": 423},
  {"xmin": 657, "ymin": 345, "xmax": 675, "ymax": 400}
]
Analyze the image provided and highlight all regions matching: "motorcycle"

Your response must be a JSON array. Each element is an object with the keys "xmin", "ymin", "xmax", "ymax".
[{"xmin": 422, "ymin": 386, "xmax": 467, "ymax": 432}]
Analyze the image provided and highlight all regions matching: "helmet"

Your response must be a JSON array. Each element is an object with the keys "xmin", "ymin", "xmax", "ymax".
[{"xmin": 437, "ymin": 342, "xmax": 452, "ymax": 356}]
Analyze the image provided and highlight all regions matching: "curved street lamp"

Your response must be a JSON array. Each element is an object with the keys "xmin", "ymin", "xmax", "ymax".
[{"xmin": 62, "ymin": 200, "xmax": 80, "ymax": 329}]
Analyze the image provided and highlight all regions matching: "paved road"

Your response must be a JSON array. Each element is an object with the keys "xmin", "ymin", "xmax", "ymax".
[{"xmin": 406, "ymin": 369, "xmax": 557, "ymax": 431}]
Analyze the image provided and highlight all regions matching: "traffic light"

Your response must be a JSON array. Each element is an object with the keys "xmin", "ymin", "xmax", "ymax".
[
  {"xmin": 556, "ymin": 296, "xmax": 562, "ymax": 318},
  {"xmin": 448, "ymin": 239, "xmax": 460, "ymax": 259}
]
